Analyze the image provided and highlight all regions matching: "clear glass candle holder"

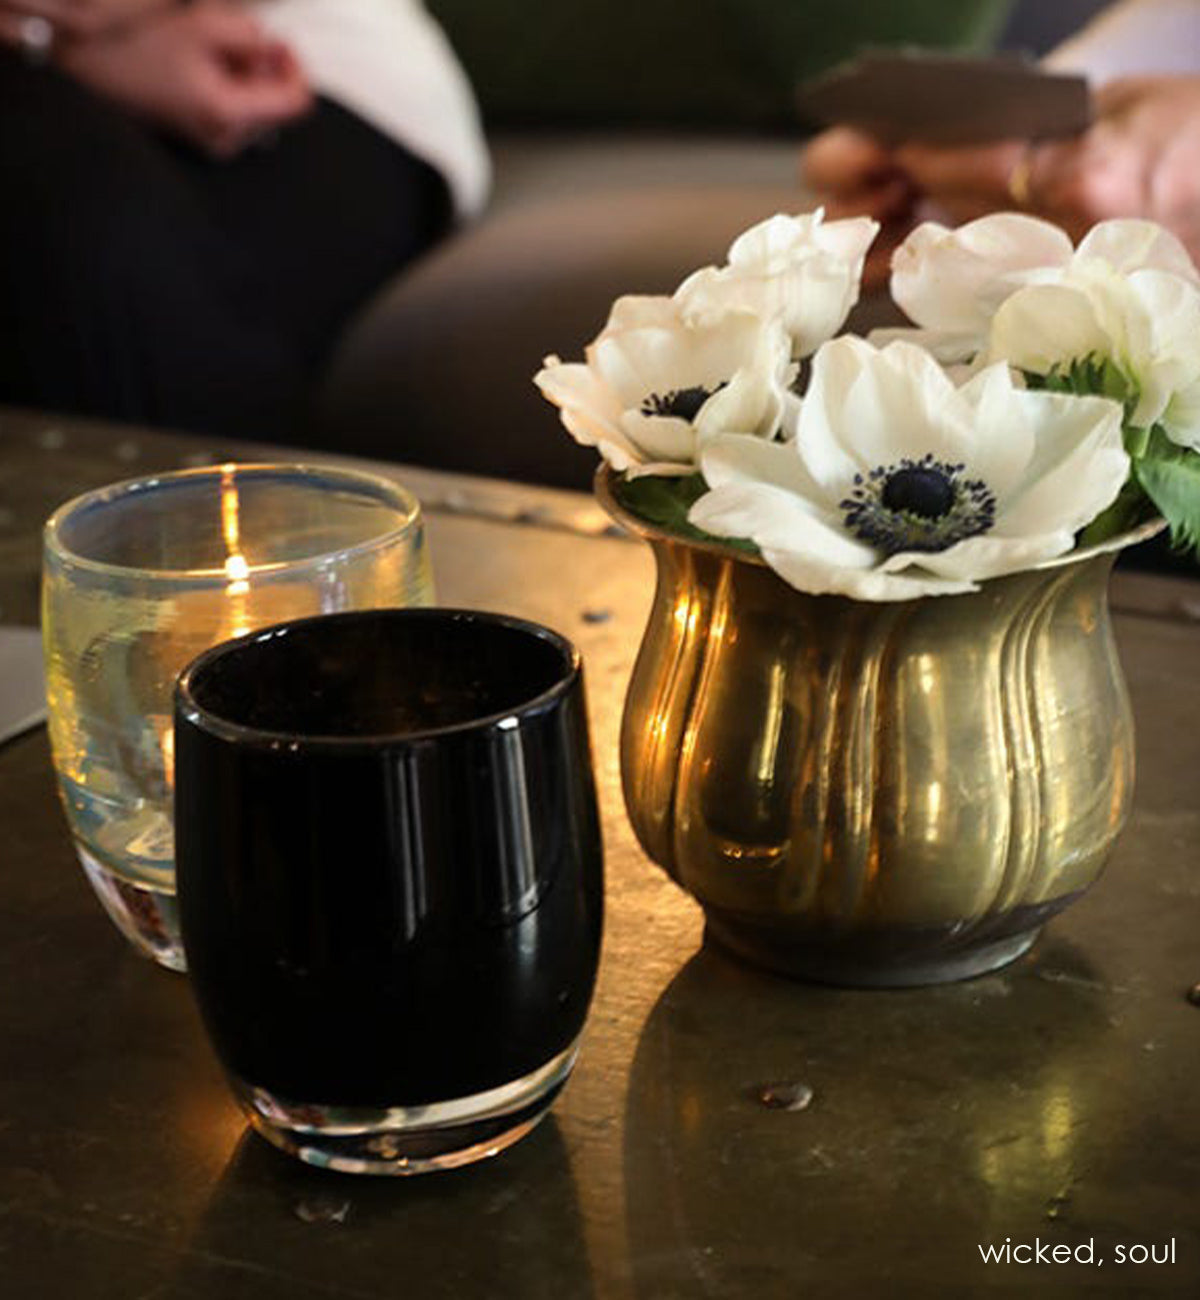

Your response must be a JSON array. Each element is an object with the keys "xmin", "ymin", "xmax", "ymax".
[{"xmin": 42, "ymin": 462, "xmax": 434, "ymax": 971}]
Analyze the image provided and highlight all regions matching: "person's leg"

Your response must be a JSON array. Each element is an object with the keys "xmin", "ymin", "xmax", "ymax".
[
  {"xmin": 176, "ymin": 97, "xmax": 451, "ymax": 381},
  {"xmin": 0, "ymin": 52, "xmax": 449, "ymax": 440},
  {"xmin": 0, "ymin": 49, "xmax": 306, "ymax": 436}
]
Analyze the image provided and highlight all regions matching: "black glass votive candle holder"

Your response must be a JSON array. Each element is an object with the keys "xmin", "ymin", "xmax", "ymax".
[{"xmin": 174, "ymin": 608, "xmax": 603, "ymax": 1174}]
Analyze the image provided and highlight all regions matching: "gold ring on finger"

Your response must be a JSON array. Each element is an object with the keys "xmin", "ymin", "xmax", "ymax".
[{"xmin": 1006, "ymin": 146, "xmax": 1036, "ymax": 210}]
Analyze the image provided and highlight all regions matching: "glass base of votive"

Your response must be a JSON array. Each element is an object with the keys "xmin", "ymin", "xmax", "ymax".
[
  {"xmin": 77, "ymin": 844, "xmax": 185, "ymax": 972},
  {"xmin": 235, "ymin": 1041, "xmax": 581, "ymax": 1175}
]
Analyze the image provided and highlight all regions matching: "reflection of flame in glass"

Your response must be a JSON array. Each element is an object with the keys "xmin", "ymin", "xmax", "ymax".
[
  {"xmin": 160, "ymin": 717, "xmax": 176, "ymax": 793},
  {"xmin": 219, "ymin": 465, "xmax": 252, "ymax": 629},
  {"xmin": 224, "ymin": 552, "xmax": 250, "ymax": 593},
  {"xmin": 219, "ymin": 464, "xmax": 240, "ymax": 555}
]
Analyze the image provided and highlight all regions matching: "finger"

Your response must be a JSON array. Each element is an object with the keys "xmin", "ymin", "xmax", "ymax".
[
  {"xmin": 1031, "ymin": 132, "xmax": 1145, "ymax": 229},
  {"xmin": 201, "ymin": 72, "xmax": 312, "ymax": 144},
  {"xmin": 240, "ymin": 38, "xmax": 307, "ymax": 86},
  {"xmin": 801, "ymin": 126, "xmax": 896, "ymax": 192},
  {"xmin": 894, "ymin": 138, "xmax": 1029, "ymax": 203},
  {"xmin": 1093, "ymin": 75, "xmax": 1159, "ymax": 117}
]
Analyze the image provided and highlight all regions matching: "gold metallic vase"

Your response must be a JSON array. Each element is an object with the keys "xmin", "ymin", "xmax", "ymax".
[{"xmin": 599, "ymin": 468, "xmax": 1137, "ymax": 987}]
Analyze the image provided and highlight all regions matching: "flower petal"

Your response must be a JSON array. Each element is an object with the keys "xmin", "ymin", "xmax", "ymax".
[
  {"xmin": 723, "ymin": 210, "xmax": 876, "ymax": 274},
  {"xmin": 699, "ymin": 431, "xmax": 825, "ymax": 500},
  {"xmin": 812, "ymin": 214, "xmax": 880, "ymax": 266},
  {"xmin": 726, "ymin": 212, "xmax": 821, "ymax": 269},
  {"xmin": 535, "ymin": 360, "xmax": 628, "ymax": 447},
  {"xmin": 866, "ymin": 324, "xmax": 983, "ymax": 365},
  {"xmin": 887, "ymin": 530, "xmax": 1076, "ymax": 581},
  {"xmin": 693, "ymin": 321, "xmax": 792, "ymax": 440},
  {"xmin": 623, "ymin": 457, "xmax": 698, "ymax": 479},
  {"xmin": 691, "ymin": 450, "xmax": 978, "ymax": 598},
  {"xmin": 1125, "ymin": 268, "xmax": 1200, "ymax": 428},
  {"xmin": 992, "ymin": 392, "xmax": 1128, "ymax": 537},
  {"xmin": 1163, "ymin": 377, "xmax": 1200, "ymax": 451},
  {"xmin": 619, "ymin": 411, "xmax": 698, "ymax": 464},
  {"xmin": 689, "ymin": 481, "xmax": 876, "ymax": 569},
  {"xmin": 797, "ymin": 337, "xmax": 977, "ymax": 490},
  {"xmin": 891, "ymin": 213, "xmax": 1073, "ymax": 334},
  {"xmin": 678, "ymin": 211, "xmax": 878, "ymax": 357},
  {"xmin": 599, "ymin": 294, "xmax": 681, "ymax": 334},
  {"xmin": 1076, "ymin": 219, "xmax": 1200, "ymax": 284},
  {"xmin": 763, "ymin": 545, "xmax": 977, "ymax": 600},
  {"xmin": 983, "ymin": 282, "xmax": 1113, "ymax": 375}
]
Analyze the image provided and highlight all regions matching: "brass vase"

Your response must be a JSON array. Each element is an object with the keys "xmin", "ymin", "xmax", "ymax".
[{"xmin": 598, "ymin": 467, "xmax": 1139, "ymax": 987}]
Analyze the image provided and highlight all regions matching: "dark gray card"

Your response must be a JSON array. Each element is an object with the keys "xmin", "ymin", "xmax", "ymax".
[
  {"xmin": 799, "ymin": 49, "xmax": 1092, "ymax": 145},
  {"xmin": 0, "ymin": 627, "xmax": 46, "ymax": 745}
]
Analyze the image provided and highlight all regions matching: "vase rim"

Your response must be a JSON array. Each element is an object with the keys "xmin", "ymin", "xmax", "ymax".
[
  {"xmin": 594, "ymin": 462, "xmax": 1167, "ymax": 586},
  {"xmin": 593, "ymin": 463, "xmax": 770, "ymax": 567}
]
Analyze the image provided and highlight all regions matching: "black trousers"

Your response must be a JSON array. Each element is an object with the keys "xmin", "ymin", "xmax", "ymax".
[{"xmin": 0, "ymin": 49, "xmax": 450, "ymax": 442}]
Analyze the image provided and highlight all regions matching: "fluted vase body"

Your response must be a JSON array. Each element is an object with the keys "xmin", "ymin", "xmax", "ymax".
[{"xmin": 600, "ymin": 470, "xmax": 1136, "ymax": 986}]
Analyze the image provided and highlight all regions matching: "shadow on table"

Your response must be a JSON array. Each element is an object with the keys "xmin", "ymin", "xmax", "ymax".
[
  {"xmin": 623, "ymin": 936, "xmax": 1145, "ymax": 1297},
  {"xmin": 158, "ymin": 1113, "xmax": 594, "ymax": 1300}
]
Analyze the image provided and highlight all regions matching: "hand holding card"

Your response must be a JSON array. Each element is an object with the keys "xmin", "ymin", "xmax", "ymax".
[
  {"xmin": 800, "ymin": 54, "xmax": 1200, "ymax": 291},
  {"xmin": 797, "ymin": 49, "xmax": 1099, "ymax": 292}
]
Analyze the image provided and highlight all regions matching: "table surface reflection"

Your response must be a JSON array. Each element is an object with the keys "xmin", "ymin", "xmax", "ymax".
[{"xmin": 1, "ymin": 409, "xmax": 1198, "ymax": 1299}]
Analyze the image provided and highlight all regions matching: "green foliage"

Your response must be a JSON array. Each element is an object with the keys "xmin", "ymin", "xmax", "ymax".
[
  {"xmin": 1024, "ymin": 354, "xmax": 1136, "ymax": 416},
  {"xmin": 613, "ymin": 472, "xmax": 760, "ymax": 555},
  {"xmin": 1028, "ymin": 354, "xmax": 1200, "ymax": 560},
  {"xmin": 1133, "ymin": 426, "xmax": 1200, "ymax": 558},
  {"xmin": 1077, "ymin": 475, "xmax": 1158, "ymax": 548}
]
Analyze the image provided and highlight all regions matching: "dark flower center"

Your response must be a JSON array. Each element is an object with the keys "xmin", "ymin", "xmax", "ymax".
[
  {"xmin": 840, "ymin": 454, "xmax": 996, "ymax": 557},
  {"xmin": 880, "ymin": 467, "xmax": 957, "ymax": 520},
  {"xmin": 641, "ymin": 383, "xmax": 724, "ymax": 423}
]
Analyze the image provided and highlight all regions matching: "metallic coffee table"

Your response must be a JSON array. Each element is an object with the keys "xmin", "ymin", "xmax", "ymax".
[{"xmin": 1, "ymin": 409, "xmax": 1198, "ymax": 1298}]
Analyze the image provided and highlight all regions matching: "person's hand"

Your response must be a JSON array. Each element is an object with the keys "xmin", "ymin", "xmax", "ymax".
[
  {"xmin": 0, "ymin": 0, "xmax": 170, "ymax": 42},
  {"xmin": 58, "ymin": 2, "xmax": 312, "ymax": 157},
  {"xmin": 799, "ymin": 126, "xmax": 920, "ymax": 288},
  {"xmin": 802, "ymin": 75, "xmax": 1200, "ymax": 276},
  {"xmin": 901, "ymin": 76, "xmax": 1200, "ymax": 263},
  {"xmin": 894, "ymin": 76, "xmax": 1200, "ymax": 266}
]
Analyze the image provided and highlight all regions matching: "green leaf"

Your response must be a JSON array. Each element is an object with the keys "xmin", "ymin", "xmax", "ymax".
[
  {"xmin": 612, "ymin": 472, "xmax": 706, "ymax": 530},
  {"xmin": 1024, "ymin": 354, "xmax": 1137, "ymax": 418},
  {"xmin": 612, "ymin": 472, "xmax": 760, "ymax": 556},
  {"xmin": 1077, "ymin": 476, "xmax": 1157, "ymax": 548},
  {"xmin": 1132, "ymin": 426, "xmax": 1200, "ymax": 560}
]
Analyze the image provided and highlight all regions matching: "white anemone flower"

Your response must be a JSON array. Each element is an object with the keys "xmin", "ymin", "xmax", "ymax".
[
  {"xmin": 535, "ymin": 296, "xmax": 793, "ymax": 477},
  {"xmin": 881, "ymin": 213, "xmax": 1075, "ymax": 362},
  {"xmin": 984, "ymin": 254, "xmax": 1200, "ymax": 450},
  {"xmin": 688, "ymin": 336, "xmax": 1129, "ymax": 601},
  {"xmin": 675, "ymin": 210, "xmax": 879, "ymax": 358},
  {"xmin": 881, "ymin": 215, "xmax": 1200, "ymax": 447}
]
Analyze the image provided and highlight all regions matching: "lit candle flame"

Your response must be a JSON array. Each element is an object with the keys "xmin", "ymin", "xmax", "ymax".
[{"xmin": 219, "ymin": 464, "xmax": 252, "ymax": 625}]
